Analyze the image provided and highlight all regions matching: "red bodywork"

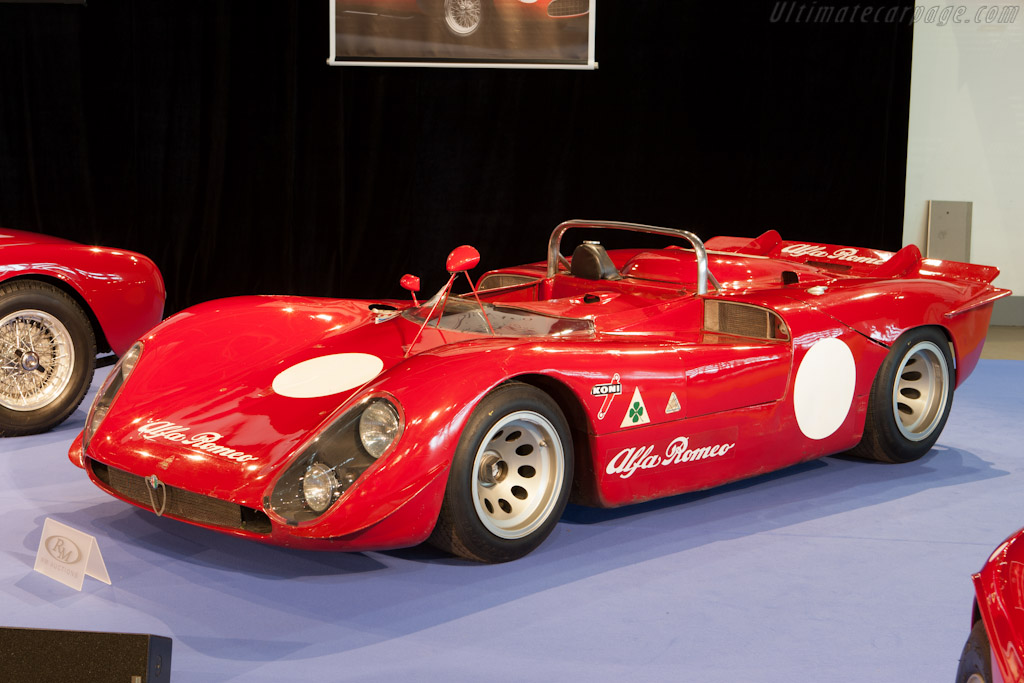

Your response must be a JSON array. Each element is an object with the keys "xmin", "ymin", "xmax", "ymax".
[
  {"xmin": 70, "ymin": 224, "xmax": 1008, "ymax": 554},
  {"xmin": 973, "ymin": 528, "xmax": 1024, "ymax": 683},
  {"xmin": 1, "ymin": 229, "xmax": 165, "ymax": 355}
]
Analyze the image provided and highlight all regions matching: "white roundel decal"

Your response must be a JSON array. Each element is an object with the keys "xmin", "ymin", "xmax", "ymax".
[
  {"xmin": 793, "ymin": 337, "xmax": 856, "ymax": 440},
  {"xmin": 272, "ymin": 353, "xmax": 384, "ymax": 399}
]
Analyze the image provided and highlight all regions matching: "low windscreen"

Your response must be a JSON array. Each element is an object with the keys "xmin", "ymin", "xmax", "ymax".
[{"xmin": 403, "ymin": 298, "xmax": 593, "ymax": 337}]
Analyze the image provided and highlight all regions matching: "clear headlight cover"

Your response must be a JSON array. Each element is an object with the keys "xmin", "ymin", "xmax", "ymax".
[
  {"xmin": 268, "ymin": 397, "xmax": 404, "ymax": 524},
  {"xmin": 301, "ymin": 462, "xmax": 338, "ymax": 513},
  {"xmin": 83, "ymin": 341, "xmax": 144, "ymax": 451},
  {"xmin": 359, "ymin": 400, "xmax": 401, "ymax": 458}
]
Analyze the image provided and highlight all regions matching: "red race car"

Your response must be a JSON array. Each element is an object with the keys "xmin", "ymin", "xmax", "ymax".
[
  {"xmin": 958, "ymin": 527, "xmax": 1024, "ymax": 683},
  {"xmin": 336, "ymin": 0, "xmax": 590, "ymax": 38},
  {"xmin": 70, "ymin": 220, "xmax": 1009, "ymax": 562},
  {"xmin": 1, "ymin": 229, "xmax": 164, "ymax": 436}
]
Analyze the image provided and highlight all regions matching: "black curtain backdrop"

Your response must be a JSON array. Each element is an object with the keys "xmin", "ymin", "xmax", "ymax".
[{"xmin": 0, "ymin": 1, "xmax": 913, "ymax": 315}]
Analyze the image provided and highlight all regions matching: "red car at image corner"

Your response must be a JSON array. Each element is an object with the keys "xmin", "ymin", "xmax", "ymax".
[
  {"xmin": 1, "ymin": 228, "xmax": 164, "ymax": 436},
  {"xmin": 70, "ymin": 219, "xmax": 1010, "ymax": 563},
  {"xmin": 958, "ymin": 527, "xmax": 1024, "ymax": 683},
  {"xmin": 335, "ymin": 0, "xmax": 590, "ymax": 38}
]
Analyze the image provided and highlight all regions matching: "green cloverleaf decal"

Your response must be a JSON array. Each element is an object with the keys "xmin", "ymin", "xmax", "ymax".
[{"xmin": 629, "ymin": 401, "xmax": 644, "ymax": 423}]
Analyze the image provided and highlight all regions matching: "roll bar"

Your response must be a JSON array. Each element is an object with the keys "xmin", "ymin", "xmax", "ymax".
[{"xmin": 547, "ymin": 219, "xmax": 718, "ymax": 295}]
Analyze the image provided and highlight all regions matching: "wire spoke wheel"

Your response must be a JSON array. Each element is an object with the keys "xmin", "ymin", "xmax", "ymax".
[
  {"xmin": 472, "ymin": 410, "xmax": 565, "ymax": 540},
  {"xmin": 443, "ymin": 0, "xmax": 484, "ymax": 36},
  {"xmin": 0, "ymin": 309, "xmax": 76, "ymax": 412},
  {"xmin": 0, "ymin": 281, "xmax": 96, "ymax": 437},
  {"xmin": 891, "ymin": 340, "xmax": 949, "ymax": 441}
]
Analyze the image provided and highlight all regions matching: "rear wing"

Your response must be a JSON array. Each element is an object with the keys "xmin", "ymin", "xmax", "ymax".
[{"xmin": 706, "ymin": 229, "xmax": 1004, "ymax": 285}]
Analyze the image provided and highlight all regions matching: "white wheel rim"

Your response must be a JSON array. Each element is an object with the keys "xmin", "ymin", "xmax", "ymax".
[
  {"xmin": 891, "ymin": 340, "xmax": 949, "ymax": 441},
  {"xmin": 471, "ymin": 410, "xmax": 564, "ymax": 540},
  {"xmin": 965, "ymin": 674, "xmax": 986, "ymax": 683},
  {"xmin": 0, "ymin": 309, "xmax": 76, "ymax": 412},
  {"xmin": 444, "ymin": 0, "xmax": 483, "ymax": 36}
]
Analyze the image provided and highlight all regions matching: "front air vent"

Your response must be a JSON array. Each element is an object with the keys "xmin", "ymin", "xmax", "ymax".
[
  {"xmin": 704, "ymin": 300, "xmax": 789, "ymax": 340},
  {"xmin": 89, "ymin": 460, "xmax": 272, "ymax": 535},
  {"xmin": 548, "ymin": 0, "xmax": 590, "ymax": 17}
]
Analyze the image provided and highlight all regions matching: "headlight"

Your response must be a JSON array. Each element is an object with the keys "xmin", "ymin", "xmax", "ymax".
[
  {"xmin": 84, "ymin": 341, "xmax": 144, "ymax": 451},
  {"xmin": 268, "ymin": 396, "xmax": 404, "ymax": 524},
  {"xmin": 119, "ymin": 342, "xmax": 142, "ymax": 376},
  {"xmin": 359, "ymin": 400, "xmax": 400, "ymax": 458},
  {"xmin": 301, "ymin": 462, "xmax": 338, "ymax": 513}
]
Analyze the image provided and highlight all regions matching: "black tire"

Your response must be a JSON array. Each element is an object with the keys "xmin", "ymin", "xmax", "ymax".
[
  {"xmin": 0, "ymin": 280, "xmax": 96, "ymax": 436},
  {"xmin": 429, "ymin": 382, "xmax": 573, "ymax": 562},
  {"xmin": 955, "ymin": 620, "xmax": 993, "ymax": 683},
  {"xmin": 849, "ymin": 327, "xmax": 954, "ymax": 463}
]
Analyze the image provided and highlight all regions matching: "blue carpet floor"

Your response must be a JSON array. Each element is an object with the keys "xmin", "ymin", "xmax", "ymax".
[{"xmin": 1, "ymin": 360, "xmax": 1022, "ymax": 681}]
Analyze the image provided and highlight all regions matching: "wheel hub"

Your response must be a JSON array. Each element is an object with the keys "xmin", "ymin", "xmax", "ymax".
[
  {"xmin": 471, "ymin": 410, "xmax": 566, "ymax": 540},
  {"xmin": 20, "ymin": 350, "xmax": 40, "ymax": 372},
  {"xmin": 477, "ymin": 452, "xmax": 507, "ymax": 487}
]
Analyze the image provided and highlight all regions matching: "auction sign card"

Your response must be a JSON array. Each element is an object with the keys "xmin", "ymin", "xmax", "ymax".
[
  {"xmin": 33, "ymin": 518, "xmax": 111, "ymax": 591},
  {"xmin": 330, "ymin": 0, "xmax": 596, "ymax": 69}
]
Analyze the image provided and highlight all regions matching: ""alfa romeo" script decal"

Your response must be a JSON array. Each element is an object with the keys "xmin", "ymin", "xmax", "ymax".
[
  {"xmin": 137, "ymin": 420, "xmax": 258, "ymax": 463},
  {"xmin": 606, "ymin": 435, "xmax": 736, "ymax": 479},
  {"xmin": 780, "ymin": 243, "xmax": 886, "ymax": 265}
]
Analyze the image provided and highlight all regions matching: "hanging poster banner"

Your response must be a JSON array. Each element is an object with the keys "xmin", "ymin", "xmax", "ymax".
[{"xmin": 330, "ymin": 0, "xmax": 596, "ymax": 69}]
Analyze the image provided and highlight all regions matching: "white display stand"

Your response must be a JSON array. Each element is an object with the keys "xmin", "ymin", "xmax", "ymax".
[{"xmin": 33, "ymin": 518, "xmax": 111, "ymax": 591}]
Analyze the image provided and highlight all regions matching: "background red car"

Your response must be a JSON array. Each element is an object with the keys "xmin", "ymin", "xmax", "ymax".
[
  {"xmin": 1, "ymin": 229, "xmax": 164, "ymax": 436},
  {"xmin": 958, "ymin": 527, "xmax": 1024, "ymax": 683}
]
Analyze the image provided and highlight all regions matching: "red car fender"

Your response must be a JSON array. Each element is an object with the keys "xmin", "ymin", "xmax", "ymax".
[
  {"xmin": 68, "ymin": 431, "xmax": 86, "ymax": 469},
  {"xmin": 973, "ymin": 529, "xmax": 1024, "ymax": 683},
  {"xmin": 785, "ymin": 280, "xmax": 998, "ymax": 388},
  {"xmin": 1, "ymin": 242, "xmax": 165, "ymax": 354},
  {"xmin": 285, "ymin": 341, "xmax": 531, "ymax": 540}
]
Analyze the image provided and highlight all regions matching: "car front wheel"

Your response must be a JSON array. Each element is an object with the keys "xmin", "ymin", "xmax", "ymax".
[
  {"xmin": 430, "ymin": 382, "xmax": 573, "ymax": 562},
  {"xmin": 0, "ymin": 280, "xmax": 96, "ymax": 437}
]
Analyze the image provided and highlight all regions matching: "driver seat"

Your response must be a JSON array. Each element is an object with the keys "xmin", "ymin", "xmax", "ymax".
[{"xmin": 571, "ymin": 241, "xmax": 622, "ymax": 281}]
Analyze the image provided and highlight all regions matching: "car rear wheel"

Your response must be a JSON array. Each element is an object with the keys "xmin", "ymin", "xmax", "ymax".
[
  {"xmin": 955, "ymin": 620, "xmax": 993, "ymax": 683},
  {"xmin": 0, "ymin": 280, "xmax": 96, "ymax": 437},
  {"xmin": 429, "ymin": 382, "xmax": 573, "ymax": 562},
  {"xmin": 850, "ymin": 327, "xmax": 954, "ymax": 463}
]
